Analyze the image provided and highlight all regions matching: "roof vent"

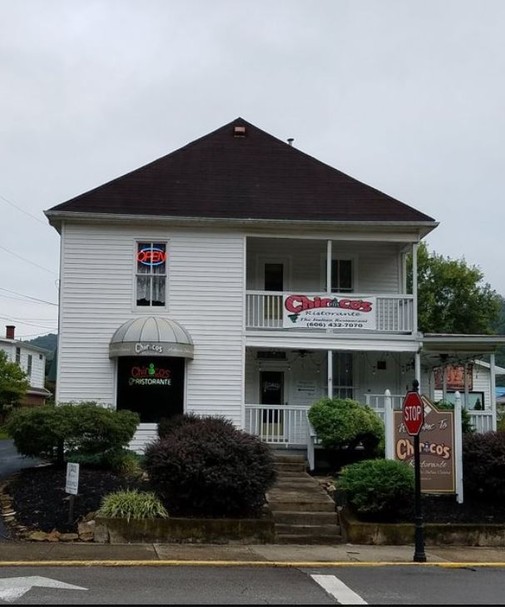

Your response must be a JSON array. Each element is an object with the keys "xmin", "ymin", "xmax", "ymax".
[
  {"xmin": 287, "ymin": 138, "xmax": 294, "ymax": 146},
  {"xmin": 233, "ymin": 125, "xmax": 247, "ymax": 137}
]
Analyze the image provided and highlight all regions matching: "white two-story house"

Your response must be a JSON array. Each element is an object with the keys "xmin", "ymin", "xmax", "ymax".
[
  {"xmin": 44, "ymin": 118, "xmax": 505, "ymax": 452},
  {"xmin": 0, "ymin": 325, "xmax": 51, "ymax": 410}
]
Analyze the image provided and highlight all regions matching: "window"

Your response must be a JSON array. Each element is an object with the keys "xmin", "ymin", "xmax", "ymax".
[
  {"xmin": 331, "ymin": 259, "xmax": 353, "ymax": 293},
  {"xmin": 136, "ymin": 242, "xmax": 167, "ymax": 307},
  {"xmin": 27, "ymin": 354, "xmax": 32, "ymax": 377},
  {"xmin": 332, "ymin": 352, "xmax": 353, "ymax": 399},
  {"xmin": 15, "ymin": 347, "xmax": 20, "ymax": 364}
]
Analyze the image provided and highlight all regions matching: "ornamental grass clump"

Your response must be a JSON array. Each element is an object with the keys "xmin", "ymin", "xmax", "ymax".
[{"xmin": 97, "ymin": 489, "xmax": 169, "ymax": 522}]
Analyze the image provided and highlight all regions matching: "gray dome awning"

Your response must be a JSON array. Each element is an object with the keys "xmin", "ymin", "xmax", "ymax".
[{"xmin": 109, "ymin": 316, "xmax": 194, "ymax": 359}]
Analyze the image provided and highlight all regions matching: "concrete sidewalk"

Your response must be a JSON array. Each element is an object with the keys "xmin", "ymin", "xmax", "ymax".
[{"xmin": 0, "ymin": 541, "xmax": 504, "ymax": 566}]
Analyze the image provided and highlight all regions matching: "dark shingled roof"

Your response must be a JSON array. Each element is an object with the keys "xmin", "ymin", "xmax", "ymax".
[{"xmin": 46, "ymin": 117, "xmax": 436, "ymax": 224}]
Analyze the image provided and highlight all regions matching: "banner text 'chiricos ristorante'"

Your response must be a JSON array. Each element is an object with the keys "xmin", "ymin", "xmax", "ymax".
[{"xmin": 283, "ymin": 294, "xmax": 377, "ymax": 330}]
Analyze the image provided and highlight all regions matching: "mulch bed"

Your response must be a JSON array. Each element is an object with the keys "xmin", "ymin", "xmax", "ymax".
[
  {"xmin": 5, "ymin": 464, "xmax": 146, "ymax": 535},
  {"xmin": 4, "ymin": 465, "xmax": 505, "ymax": 537}
]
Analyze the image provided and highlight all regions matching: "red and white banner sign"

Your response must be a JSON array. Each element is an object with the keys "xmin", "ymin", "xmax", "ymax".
[{"xmin": 283, "ymin": 294, "xmax": 376, "ymax": 330}]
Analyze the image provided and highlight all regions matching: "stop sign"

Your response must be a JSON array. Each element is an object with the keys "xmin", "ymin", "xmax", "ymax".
[{"xmin": 402, "ymin": 391, "xmax": 424, "ymax": 435}]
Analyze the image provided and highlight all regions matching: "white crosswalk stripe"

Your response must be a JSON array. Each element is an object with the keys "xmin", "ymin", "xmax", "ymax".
[{"xmin": 311, "ymin": 574, "xmax": 368, "ymax": 604}]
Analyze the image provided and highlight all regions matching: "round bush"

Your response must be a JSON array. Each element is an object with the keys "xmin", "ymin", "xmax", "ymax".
[
  {"xmin": 336, "ymin": 458, "xmax": 415, "ymax": 521},
  {"xmin": 144, "ymin": 416, "xmax": 277, "ymax": 518},
  {"xmin": 308, "ymin": 397, "xmax": 384, "ymax": 456}
]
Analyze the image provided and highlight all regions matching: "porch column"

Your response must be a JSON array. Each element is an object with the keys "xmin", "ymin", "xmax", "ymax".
[
  {"xmin": 412, "ymin": 242, "xmax": 418, "ymax": 335},
  {"xmin": 326, "ymin": 240, "xmax": 332, "ymax": 294},
  {"xmin": 327, "ymin": 350, "xmax": 333, "ymax": 398},
  {"xmin": 415, "ymin": 351, "xmax": 421, "ymax": 393},
  {"xmin": 463, "ymin": 362, "xmax": 470, "ymax": 409},
  {"xmin": 490, "ymin": 352, "xmax": 497, "ymax": 430}
]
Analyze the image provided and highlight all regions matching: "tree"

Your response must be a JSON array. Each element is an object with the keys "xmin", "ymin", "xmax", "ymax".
[
  {"xmin": 407, "ymin": 242, "xmax": 501, "ymax": 334},
  {"xmin": 0, "ymin": 350, "xmax": 30, "ymax": 420}
]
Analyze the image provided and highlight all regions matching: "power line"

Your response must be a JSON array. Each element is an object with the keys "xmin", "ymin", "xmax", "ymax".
[
  {"xmin": 0, "ymin": 192, "xmax": 47, "ymax": 225},
  {"xmin": 0, "ymin": 244, "xmax": 57, "ymax": 275},
  {"xmin": 0, "ymin": 287, "xmax": 58, "ymax": 306}
]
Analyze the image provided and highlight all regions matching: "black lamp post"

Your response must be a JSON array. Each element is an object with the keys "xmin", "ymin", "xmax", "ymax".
[{"xmin": 412, "ymin": 379, "xmax": 427, "ymax": 563}]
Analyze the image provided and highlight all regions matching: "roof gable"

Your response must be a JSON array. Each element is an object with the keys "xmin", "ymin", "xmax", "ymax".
[{"xmin": 45, "ymin": 117, "xmax": 436, "ymax": 225}]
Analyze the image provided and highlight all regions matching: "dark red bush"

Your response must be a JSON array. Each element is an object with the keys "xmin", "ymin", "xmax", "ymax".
[
  {"xmin": 145, "ymin": 415, "xmax": 277, "ymax": 517},
  {"xmin": 463, "ymin": 431, "xmax": 505, "ymax": 501}
]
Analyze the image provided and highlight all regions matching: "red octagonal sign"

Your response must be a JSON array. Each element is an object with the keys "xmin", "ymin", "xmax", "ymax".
[{"xmin": 402, "ymin": 391, "xmax": 425, "ymax": 436}]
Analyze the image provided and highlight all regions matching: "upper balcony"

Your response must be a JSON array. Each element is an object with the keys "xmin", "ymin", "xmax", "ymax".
[
  {"xmin": 245, "ymin": 291, "xmax": 414, "ymax": 333},
  {"xmin": 245, "ymin": 236, "xmax": 417, "ymax": 335}
]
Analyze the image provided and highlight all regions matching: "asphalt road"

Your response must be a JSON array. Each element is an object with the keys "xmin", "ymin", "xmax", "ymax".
[
  {"xmin": 0, "ymin": 439, "xmax": 42, "ymax": 541},
  {"xmin": 1, "ymin": 565, "xmax": 505, "ymax": 604}
]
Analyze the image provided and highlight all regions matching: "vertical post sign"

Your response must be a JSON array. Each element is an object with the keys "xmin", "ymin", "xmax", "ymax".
[
  {"xmin": 65, "ymin": 462, "xmax": 80, "ymax": 524},
  {"xmin": 402, "ymin": 382, "xmax": 427, "ymax": 563}
]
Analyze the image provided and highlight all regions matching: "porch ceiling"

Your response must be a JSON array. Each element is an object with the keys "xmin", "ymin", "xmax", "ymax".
[{"xmin": 420, "ymin": 333, "xmax": 505, "ymax": 367}]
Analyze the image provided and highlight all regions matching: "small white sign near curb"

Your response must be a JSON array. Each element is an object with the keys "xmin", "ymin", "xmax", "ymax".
[{"xmin": 65, "ymin": 462, "xmax": 80, "ymax": 495}]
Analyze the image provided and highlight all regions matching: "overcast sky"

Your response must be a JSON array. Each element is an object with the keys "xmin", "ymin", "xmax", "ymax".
[{"xmin": 1, "ymin": 0, "xmax": 504, "ymax": 340}]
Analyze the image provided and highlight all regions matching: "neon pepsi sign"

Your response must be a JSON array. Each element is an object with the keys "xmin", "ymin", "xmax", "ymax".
[{"xmin": 137, "ymin": 247, "xmax": 166, "ymax": 266}]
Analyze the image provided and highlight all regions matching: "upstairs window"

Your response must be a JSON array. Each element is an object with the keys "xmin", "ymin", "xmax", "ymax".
[
  {"xmin": 136, "ymin": 242, "xmax": 167, "ymax": 307},
  {"xmin": 331, "ymin": 259, "xmax": 353, "ymax": 293},
  {"xmin": 27, "ymin": 354, "xmax": 32, "ymax": 377},
  {"xmin": 15, "ymin": 347, "xmax": 20, "ymax": 364}
]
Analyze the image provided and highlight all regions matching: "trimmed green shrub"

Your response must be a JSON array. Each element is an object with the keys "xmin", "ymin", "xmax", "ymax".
[
  {"xmin": 308, "ymin": 397, "xmax": 384, "ymax": 457},
  {"xmin": 97, "ymin": 489, "xmax": 168, "ymax": 522},
  {"xmin": 69, "ymin": 448, "xmax": 145, "ymax": 477},
  {"xmin": 336, "ymin": 458, "xmax": 415, "ymax": 521},
  {"xmin": 463, "ymin": 431, "xmax": 505, "ymax": 501},
  {"xmin": 144, "ymin": 415, "xmax": 277, "ymax": 518},
  {"xmin": 6, "ymin": 402, "xmax": 140, "ymax": 466}
]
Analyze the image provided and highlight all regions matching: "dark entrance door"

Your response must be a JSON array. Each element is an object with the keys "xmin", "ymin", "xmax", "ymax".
[
  {"xmin": 116, "ymin": 356, "xmax": 184, "ymax": 423},
  {"xmin": 260, "ymin": 370, "xmax": 284, "ymax": 438}
]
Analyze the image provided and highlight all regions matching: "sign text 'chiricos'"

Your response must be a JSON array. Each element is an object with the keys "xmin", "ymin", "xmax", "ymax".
[{"xmin": 283, "ymin": 294, "xmax": 376, "ymax": 330}]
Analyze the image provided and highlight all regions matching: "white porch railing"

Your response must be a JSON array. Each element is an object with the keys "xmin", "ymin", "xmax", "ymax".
[
  {"xmin": 468, "ymin": 410, "xmax": 495, "ymax": 434},
  {"xmin": 245, "ymin": 291, "xmax": 414, "ymax": 332},
  {"xmin": 246, "ymin": 397, "xmax": 496, "ymax": 458},
  {"xmin": 365, "ymin": 393, "xmax": 495, "ymax": 433},
  {"xmin": 244, "ymin": 404, "xmax": 310, "ymax": 445}
]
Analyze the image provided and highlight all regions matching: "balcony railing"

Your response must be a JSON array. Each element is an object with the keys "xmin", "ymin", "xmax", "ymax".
[{"xmin": 246, "ymin": 291, "xmax": 414, "ymax": 332}]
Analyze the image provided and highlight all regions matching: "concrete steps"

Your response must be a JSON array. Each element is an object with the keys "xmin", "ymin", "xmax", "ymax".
[{"xmin": 267, "ymin": 452, "xmax": 343, "ymax": 545}]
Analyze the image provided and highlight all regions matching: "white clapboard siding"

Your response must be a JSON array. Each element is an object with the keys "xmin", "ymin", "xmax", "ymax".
[
  {"xmin": 56, "ymin": 224, "xmax": 245, "ymax": 428},
  {"xmin": 56, "ymin": 224, "xmax": 172, "ymax": 404},
  {"xmin": 169, "ymin": 230, "xmax": 245, "ymax": 426}
]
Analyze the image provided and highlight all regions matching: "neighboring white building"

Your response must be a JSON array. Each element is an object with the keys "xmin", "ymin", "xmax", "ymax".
[
  {"xmin": 431, "ymin": 360, "xmax": 505, "ymax": 410},
  {"xmin": 44, "ymin": 118, "xmax": 505, "ymax": 452},
  {"xmin": 0, "ymin": 325, "xmax": 52, "ymax": 406}
]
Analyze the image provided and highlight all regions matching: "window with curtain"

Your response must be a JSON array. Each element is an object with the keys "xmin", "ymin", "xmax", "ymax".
[{"xmin": 136, "ymin": 241, "xmax": 167, "ymax": 307}]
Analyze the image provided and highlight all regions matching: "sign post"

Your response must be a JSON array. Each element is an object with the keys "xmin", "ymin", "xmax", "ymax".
[
  {"xmin": 65, "ymin": 462, "xmax": 80, "ymax": 525},
  {"xmin": 402, "ymin": 379, "xmax": 427, "ymax": 563}
]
